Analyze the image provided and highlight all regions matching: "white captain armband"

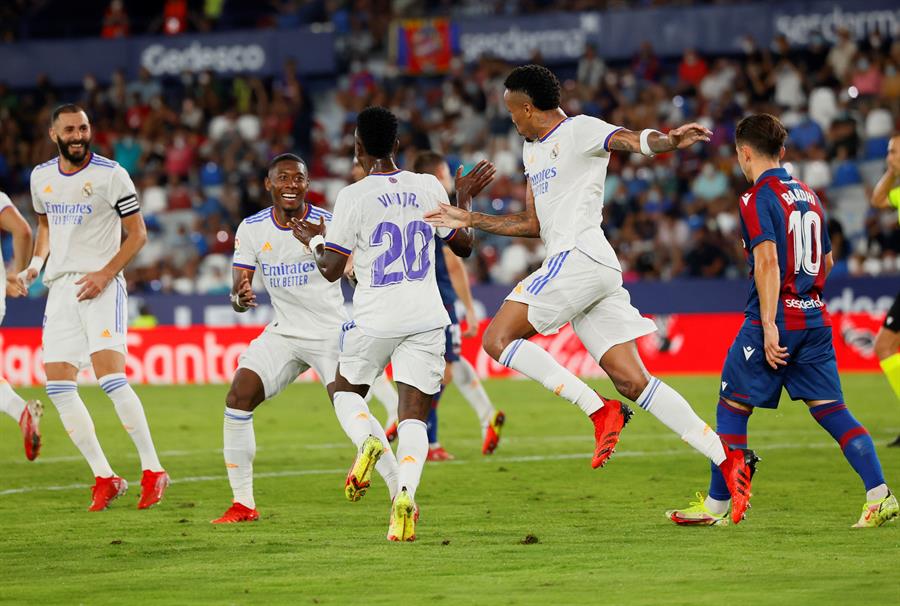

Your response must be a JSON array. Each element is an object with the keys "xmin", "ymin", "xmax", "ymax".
[{"xmin": 115, "ymin": 193, "xmax": 140, "ymax": 217}]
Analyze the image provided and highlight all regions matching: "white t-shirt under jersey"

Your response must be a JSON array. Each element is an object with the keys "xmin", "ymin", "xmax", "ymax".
[
  {"xmin": 30, "ymin": 153, "xmax": 140, "ymax": 284},
  {"xmin": 233, "ymin": 204, "xmax": 348, "ymax": 341},
  {"xmin": 522, "ymin": 114, "xmax": 623, "ymax": 271},
  {"xmin": 324, "ymin": 169, "xmax": 455, "ymax": 338}
]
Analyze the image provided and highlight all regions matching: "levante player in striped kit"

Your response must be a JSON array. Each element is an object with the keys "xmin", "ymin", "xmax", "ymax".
[{"xmin": 667, "ymin": 114, "xmax": 898, "ymax": 528}]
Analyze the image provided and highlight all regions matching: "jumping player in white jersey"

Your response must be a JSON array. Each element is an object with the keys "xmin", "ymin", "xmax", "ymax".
[
  {"xmin": 292, "ymin": 106, "xmax": 494, "ymax": 541},
  {"xmin": 0, "ymin": 191, "xmax": 43, "ymax": 460},
  {"xmin": 212, "ymin": 153, "xmax": 399, "ymax": 523},
  {"xmin": 23, "ymin": 104, "xmax": 168, "ymax": 511},
  {"xmin": 425, "ymin": 65, "xmax": 758, "ymax": 524}
]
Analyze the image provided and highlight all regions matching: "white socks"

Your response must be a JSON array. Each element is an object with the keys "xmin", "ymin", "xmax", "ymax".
[
  {"xmin": 637, "ymin": 377, "xmax": 727, "ymax": 465},
  {"xmin": 867, "ymin": 484, "xmax": 889, "ymax": 503},
  {"xmin": 451, "ymin": 359, "xmax": 495, "ymax": 431},
  {"xmin": 369, "ymin": 373, "xmax": 399, "ymax": 425},
  {"xmin": 46, "ymin": 381, "xmax": 114, "ymax": 478},
  {"xmin": 223, "ymin": 407, "xmax": 256, "ymax": 509},
  {"xmin": 334, "ymin": 390, "xmax": 399, "ymax": 498},
  {"xmin": 705, "ymin": 495, "xmax": 730, "ymax": 515},
  {"xmin": 396, "ymin": 419, "xmax": 428, "ymax": 500},
  {"xmin": 0, "ymin": 378, "xmax": 26, "ymax": 421},
  {"xmin": 334, "ymin": 391, "xmax": 378, "ymax": 447},
  {"xmin": 499, "ymin": 339, "xmax": 604, "ymax": 415},
  {"xmin": 99, "ymin": 374, "xmax": 163, "ymax": 472}
]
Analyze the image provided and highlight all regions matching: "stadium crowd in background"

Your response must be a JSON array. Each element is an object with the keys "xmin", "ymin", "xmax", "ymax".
[{"xmin": 0, "ymin": 1, "xmax": 898, "ymax": 297}]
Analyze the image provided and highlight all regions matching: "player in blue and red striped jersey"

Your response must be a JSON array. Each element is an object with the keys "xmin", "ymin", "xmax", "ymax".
[{"xmin": 667, "ymin": 114, "xmax": 898, "ymax": 528}]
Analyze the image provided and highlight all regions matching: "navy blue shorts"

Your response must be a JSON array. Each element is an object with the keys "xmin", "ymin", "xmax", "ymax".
[
  {"xmin": 719, "ymin": 320, "xmax": 843, "ymax": 409},
  {"xmin": 444, "ymin": 305, "xmax": 461, "ymax": 363}
]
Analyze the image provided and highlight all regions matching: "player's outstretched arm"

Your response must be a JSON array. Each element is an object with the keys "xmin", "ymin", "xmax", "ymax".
[
  {"xmin": 0, "ymin": 204, "xmax": 32, "ymax": 297},
  {"xmin": 290, "ymin": 216, "xmax": 345, "ymax": 282},
  {"xmin": 608, "ymin": 123, "xmax": 712, "ymax": 155},
  {"xmin": 75, "ymin": 212, "xmax": 147, "ymax": 301},
  {"xmin": 424, "ymin": 179, "xmax": 540, "ymax": 238},
  {"xmin": 753, "ymin": 241, "xmax": 789, "ymax": 370}
]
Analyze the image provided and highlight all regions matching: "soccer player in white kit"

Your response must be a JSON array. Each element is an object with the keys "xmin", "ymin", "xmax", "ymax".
[
  {"xmin": 425, "ymin": 65, "xmax": 758, "ymax": 522},
  {"xmin": 292, "ymin": 107, "xmax": 494, "ymax": 541},
  {"xmin": 0, "ymin": 191, "xmax": 43, "ymax": 460},
  {"xmin": 212, "ymin": 153, "xmax": 399, "ymax": 524},
  {"xmin": 23, "ymin": 104, "xmax": 168, "ymax": 511}
]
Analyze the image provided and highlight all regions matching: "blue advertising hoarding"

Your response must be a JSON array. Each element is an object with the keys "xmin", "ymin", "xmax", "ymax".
[{"xmin": 0, "ymin": 27, "xmax": 336, "ymax": 88}]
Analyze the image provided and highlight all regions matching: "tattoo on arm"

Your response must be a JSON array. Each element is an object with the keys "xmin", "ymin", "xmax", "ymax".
[{"xmin": 470, "ymin": 212, "xmax": 540, "ymax": 237}]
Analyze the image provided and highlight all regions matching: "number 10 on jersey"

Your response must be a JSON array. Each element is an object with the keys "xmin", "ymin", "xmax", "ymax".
[{"xmin": 787, "ymin": 210, "xmax": 822, "ymax": 276}]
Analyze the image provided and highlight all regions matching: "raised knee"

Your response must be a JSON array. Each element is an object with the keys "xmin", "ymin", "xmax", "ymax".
[
  {"xmin": 225, "ymin": 387, "xmax": 254, "ymax": 412},
  {"xmin": 612, "ymin": 375, "xmax": 648, "ymax": 403},
  {"xmin": 481, "ymin": 327, "xmax": 513, "ymax": 362}
]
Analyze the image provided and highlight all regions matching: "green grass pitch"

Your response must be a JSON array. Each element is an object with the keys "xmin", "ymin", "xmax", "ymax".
[{"xmin": 2, "ymin": 374, "xmax": 898, "ymax": 605}]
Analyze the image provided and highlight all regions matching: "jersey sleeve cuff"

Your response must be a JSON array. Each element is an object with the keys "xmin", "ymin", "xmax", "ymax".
[
  {"xmin": 441, "ymin": 228, "xmax": 459, "ymax": 241},
  {"xmin": 233, "ymin": 262, "xmax": 256, "ymax": 272},
  {"xmin": 603, "ymin": 127, "xmax": 625, "ymax": 152},
  {"xmin": 324, "ymin": 242, "xmax": 351, "ymax": 256},
  {"xmin": 747, "ymin": 234, "xmax": 776, "ymax": 250}
]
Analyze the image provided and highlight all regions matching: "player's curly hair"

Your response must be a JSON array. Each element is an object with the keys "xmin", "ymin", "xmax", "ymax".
[
  {"xmin": 735, "ymin": 114, "xmax": 787, "ymax": 158},
  {"xmin": 503, "ymin": 65, "xmax": 561, "ymax": 111},
  {"xmin": 357, "ymin": 106, "xmax": 398, "ymax": 159}
]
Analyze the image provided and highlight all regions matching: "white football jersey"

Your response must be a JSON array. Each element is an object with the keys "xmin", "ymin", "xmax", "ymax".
[
  {"xmin": 0, "ymin": 191, "xmax": 12, "ymax": 295},
  {"xmin": 233, "ymin": 204, "xmax": 348, "ymax": 340},
  {"xmin": 522, "ymin": 114, "xmax": 622, "ymax": 271},
  {"xmin": 30, "ymin": 153, "xmax": 140, "ymax": 284},
  {"xmin": 325, "ymin": 170, "xmax": 454, "ymax": 338}
]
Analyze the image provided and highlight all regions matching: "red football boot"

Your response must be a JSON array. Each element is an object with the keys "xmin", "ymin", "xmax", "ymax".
[
  {"xmin": 137, "ymin": 470, "xmax": 170, "ymax": 510},
  {"xmin": 384, "ymin": 421, "xmax": 398, "ymax": 443},
  {"xmin": 427, "ymin": 446, "xmax": 455, "ymax": 462},
  {"xmin": 482, "ymin": 410, "xmax": 505, "ymax": 455},
  {"xmin": 589, "ymin": 397, "xmax": 633, "ymax": 469},
  {"xmin": 18, "ymin": 400, "xmax": 43, "ymax": 461},
  {"xmin": 211, "ymin": 502, "xmax": 260, "ymax": 524},
  {"xmin": 718, "ymin": 445, "xmax": 760, "ymax": 524},
  {"xmin": 88, "ymin": 476, "xmax": 128, "ymax": 511}
]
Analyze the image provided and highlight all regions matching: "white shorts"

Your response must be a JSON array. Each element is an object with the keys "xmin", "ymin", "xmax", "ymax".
[
  {"xmin": 339, "ymin": 323, "xmax": 445, "ymax": 395},
  {"xmin": 506, "ymin": 248, "xmax": 657, "ymax": 361},
  {"xmin": 0, "ymin": 296, "xmax": 5, "ymax": 325},
  {"xmin": 43, "ymin": 273, "xmax": 128, "ymax": 368},
  {"xmin": 238, "ymin": 330, "xmax": 339, "ymax": 399}
]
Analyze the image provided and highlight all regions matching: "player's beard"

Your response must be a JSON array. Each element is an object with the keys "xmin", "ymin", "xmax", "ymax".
[{"xmin": 57, "ymin": 137, "xmax": 91, "ymax": 165}]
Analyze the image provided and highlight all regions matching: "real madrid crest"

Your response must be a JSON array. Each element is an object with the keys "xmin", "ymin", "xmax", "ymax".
[
  {"xmin": 550, "ymin": 143, "xmax": 560, "ymax": 160},
  {"xmin": 82, "ymin": 181, "xmax": 93, "ymax": 198}
]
